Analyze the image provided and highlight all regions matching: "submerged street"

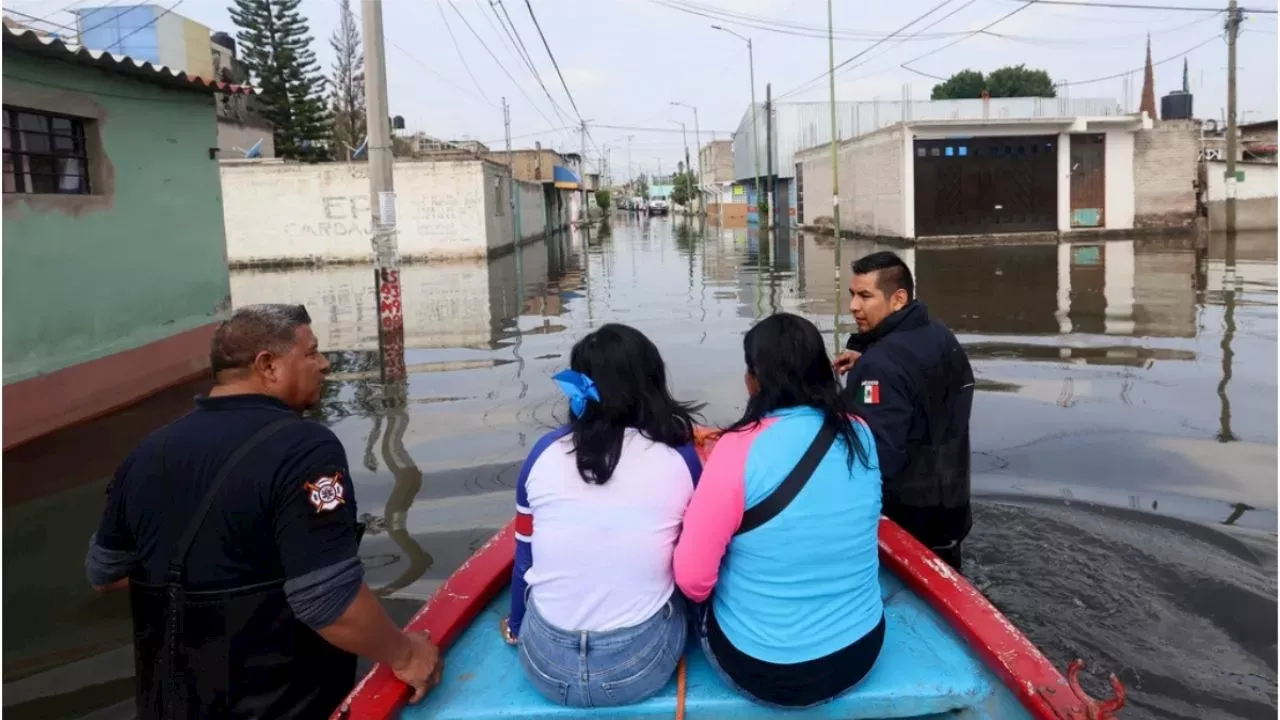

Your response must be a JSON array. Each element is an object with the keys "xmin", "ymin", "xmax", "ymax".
[{"xmin": 4, "ymin": 217, "xmax": 1277, "ymax": 719}]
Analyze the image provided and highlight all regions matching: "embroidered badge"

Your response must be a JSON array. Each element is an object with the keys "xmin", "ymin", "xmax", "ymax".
[
  {"xmin": 861, "ymin": 380, "xmax": 881, "ymax": 405},
  {"xmin": 305, "ymin": 472, "xmax": 346, "ymax": 513}
]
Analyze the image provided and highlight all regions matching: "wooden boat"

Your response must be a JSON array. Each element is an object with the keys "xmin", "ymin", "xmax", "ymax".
[{"xmin": 333, "ymin": 433, "xmax": 1126, "ymax": 720}]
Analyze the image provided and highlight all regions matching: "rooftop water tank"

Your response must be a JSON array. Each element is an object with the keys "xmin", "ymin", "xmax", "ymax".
[
  {"xmin": 212, "ymin": 31, "xmax": 236, "ymax": 57},
  {"xmin": 1162, "ymin": 91, "xmax": 1193, "ymax": 120}
]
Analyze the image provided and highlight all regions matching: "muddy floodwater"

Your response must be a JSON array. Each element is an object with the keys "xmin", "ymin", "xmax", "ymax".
[{"xmin": 5, "ymin": 218, "xmax": 1276, "ymax": 719}]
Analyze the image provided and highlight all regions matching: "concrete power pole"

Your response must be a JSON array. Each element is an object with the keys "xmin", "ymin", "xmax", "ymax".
[
  {"xmin": 766, "ymin": 82, "xmax": 774, "ymax": 229},
  {"xmin": 579, "ymin": 121, "xmax": 588, "ymax": 222},
  {"xmin": 826, "ymin": 0, "xmax": 843, "ymax": 353},
  {"xmin": 504, "ymin": 97, "xmax": 522, "ymax": 251},
  {"xmin": 1225, "ymin": 0, "xmax": 1240, "ymax": 239},
  {"xmin": 361, "ymin": 0, "xmax": 404, "ymax": 383}
]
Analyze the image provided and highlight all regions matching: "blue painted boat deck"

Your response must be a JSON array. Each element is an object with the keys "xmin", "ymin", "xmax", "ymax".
[{"xmin": 399, "ymin": 568, "xmax": 1020, "ymax": 719}]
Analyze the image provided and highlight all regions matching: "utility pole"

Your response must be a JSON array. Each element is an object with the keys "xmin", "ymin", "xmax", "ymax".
[
  {"xmin": 671, "ymin": 101, "xmax": 704, "ymax": 215},
  {"xmin": 826, "ymin": 0, "xmax": 842, "ymax": 353},
  {"xmin": 504, "ymin": 97, "xmax": 522, "ymax": 253},
  {"xmin": 579, "ymin": 121, "xmax": 588, "ymax": 223},
  {"xmin": 1225, "ymin": 0, "xmax": 1240, "ymax": 239},
  {"xmin": 766, "ymin": 82, "xmax": 774, "ymax": 229},
  {"xmin": 625, "ymin": 134, "xmax": 635, "ymax": 186},
  {"xmin": 361, "ymin": 0, "xmax": 404, "ymax": 383}
]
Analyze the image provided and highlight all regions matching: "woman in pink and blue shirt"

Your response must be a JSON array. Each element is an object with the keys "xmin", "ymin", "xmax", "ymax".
[
  {"xmin": 674, "ymin": 312, "xmax": 885, "ymax": 708},
  {"xmin": 501, "ymin": 323, "xmax": 702, "ymax": 708}
]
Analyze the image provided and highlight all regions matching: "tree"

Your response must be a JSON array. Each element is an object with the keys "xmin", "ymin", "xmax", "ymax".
[
  {"xmin": 595, "ymin": 189, "xmax": 611, "ymax": 212},
  {"xmin": 986, "ymin": 64, "xmax": 1055, "ymax": 98},
  {"xmin": 670, "ymin": 171, "xmax": 697, "ymax": 207},
  {"xmin": 930, "ymin": 69, "xmax": 986, "ymax": 100},
  {"xmin": 930, "ymin": 65, "xmax": 1056, "ymax": 100},
  {"xmin": 231, "ymin": 0, "xmax": 332, "ymax": 159},
  {"xmin": 329, "ymin": 0, "xmax": 365, "ymax": 160}
]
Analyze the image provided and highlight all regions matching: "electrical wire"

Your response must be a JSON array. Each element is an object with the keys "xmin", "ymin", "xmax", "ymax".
[
  {"xmin": 521, "ymin": 0, "xmax": 582, "ymax": 121},
  {"xmin": 645, "ymin": 0, "xmax": 996, "ymax": 41},
  {"xmin": 437, "ymin": 0, "xmax": 492, "ymax": 106},
  {"xmin": 1057, "ymin": 32, "xmax": 1224, "ymax": 85},
  {"xmin": 995, "ymin": 0, "xmax": 1275, "ymax": 12},
  {"xmin": 445, "ymin": 0, "xmax": 567, "ymax": 142},
  {"xmin": 487, "ymin": 0, "xmax": 575, "ymax": 126},
  {"xmin": 388, "ymin": 39, "xmax": 500, "ymax": 109},
  {"xmin": 2, "ymin": 8, "xmax": 78, "ymax": 33},
  {"xmin": 775, "ymin": 0, "xmax": 966, "ymax": 101},
  {"xmin": 898, "ymin": 0, "xmax": 1041, "ymax": 74}
]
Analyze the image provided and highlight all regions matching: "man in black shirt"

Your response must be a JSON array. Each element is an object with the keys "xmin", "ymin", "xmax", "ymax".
[
  {"xmin": 833, "ymin": 252, "xmax": 975, "ymax": 570},
  {"xmin": 86, "ymin": 304, "xmax": 440, "ymax": 719}
]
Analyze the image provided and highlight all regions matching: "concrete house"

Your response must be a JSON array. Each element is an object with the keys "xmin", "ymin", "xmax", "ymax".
[{"xmin": 2, "ymin": 25, "xmax": 252, "ymax": 448}]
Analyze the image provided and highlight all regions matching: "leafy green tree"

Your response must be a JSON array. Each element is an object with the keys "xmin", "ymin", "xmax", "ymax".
[
  {"xmin": 930, "ymin": 66, "xmax": 1055, "ymax": 100},
  {"xmin": 329, "ymin": 0, "xmax": 365, "ymax": 160},
  {"xmin": 986, "ymin": 64, "xmax": 1055, "ymax": 98},
  {"xmin": 931, "ymin": 69, "xmax": 987, "ymax": 100},
  {"xmin": 231, "ymin": 0, "xmax": 332, "ymax": 159},
  {"xmin": 595, "ymin": 189, "xmax": 612, "ymax": 211},
  {"xmin": 670, "ymin": 171, "xmax": 697, "ymax": 207}
]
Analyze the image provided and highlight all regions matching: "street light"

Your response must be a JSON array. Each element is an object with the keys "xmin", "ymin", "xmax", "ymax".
[
  {"xmin": 670, "ymin": 101, "xmax": 704, "ymax": 215},
  {"xmin": 669, "ymin": 118, "xmax": 691, "ymax": 213},
  {"xmin": 711, "ymin": 25, "xmax": 761, "ymax": 226}
]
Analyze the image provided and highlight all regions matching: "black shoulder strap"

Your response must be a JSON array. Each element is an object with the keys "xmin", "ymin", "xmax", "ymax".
[
  {"xmin": 166, "ymin": 417, "xmax": 298, "ymax": 583},
  {"xmin": 734, "ymin": 421, "xmax": 839, "ymax": 537}
]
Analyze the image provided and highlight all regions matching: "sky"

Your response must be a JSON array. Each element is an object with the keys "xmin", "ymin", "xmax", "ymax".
[{"xmin": 12, "ymin": 0, "xmax": 1278, "ymax": 178}]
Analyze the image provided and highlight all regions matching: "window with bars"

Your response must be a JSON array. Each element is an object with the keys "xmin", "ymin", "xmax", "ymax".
[{"xmin": 3, "ymin": 106, "xmax": 92, "ymax": 195}]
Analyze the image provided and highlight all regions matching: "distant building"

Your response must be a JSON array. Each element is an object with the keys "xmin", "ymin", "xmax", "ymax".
[
  {"xmin": 698, "ymin": 140, "xmax": 734, "ymax": 183},
  {"xmin": 3, "ymin": 25, "xmax": 253, "ymax": 448},
  {"xmin": 74, "ymin": 5, "xmax": 273, "ymax": 158}
]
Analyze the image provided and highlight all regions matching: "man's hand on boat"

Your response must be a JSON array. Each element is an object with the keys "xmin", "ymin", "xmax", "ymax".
[
  {"xmin": 832, "ymin": 350, "xmax": 862, "ymax": 376},
  {"xmin": 390, "ymin": 630, "xmax": 444, "ymax": 703}
]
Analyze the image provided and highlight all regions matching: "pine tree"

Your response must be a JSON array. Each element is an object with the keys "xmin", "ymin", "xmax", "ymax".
[
  {"xmin": 230, "ymin": 0, "xmax": 332, "ymax": 159},
  {"xmin": 329, "ymin": 0, "xmax": 365, "ymax": 160}
]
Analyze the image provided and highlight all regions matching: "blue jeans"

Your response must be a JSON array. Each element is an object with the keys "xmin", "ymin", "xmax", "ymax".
[{"xmin": 518, "ymin": 593, "xmax": 687, "ymax": 707}]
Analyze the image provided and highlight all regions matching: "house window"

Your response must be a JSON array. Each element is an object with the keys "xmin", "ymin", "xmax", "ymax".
[{"xmin": 3, "ymin": 106, "xmax": 91, "ymax": 195}]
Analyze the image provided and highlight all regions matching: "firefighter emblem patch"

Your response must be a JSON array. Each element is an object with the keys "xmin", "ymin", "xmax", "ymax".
[{"xmin": 305, "ymin": 472, "xmax": 346, "ymax": 513}]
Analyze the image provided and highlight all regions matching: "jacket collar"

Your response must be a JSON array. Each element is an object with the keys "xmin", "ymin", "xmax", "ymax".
[{"xmin": 847, "ymin": 301, "xmax": 930, "ymax": 353}]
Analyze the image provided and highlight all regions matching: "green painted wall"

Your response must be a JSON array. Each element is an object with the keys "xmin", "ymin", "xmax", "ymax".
[{"xmin": 2, "ymin": 51, "xmax": 231, "ymax": 384}]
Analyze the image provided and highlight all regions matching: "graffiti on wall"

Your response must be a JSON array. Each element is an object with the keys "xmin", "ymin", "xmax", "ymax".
[{"xmin": 285, "ymin": 195, "xmax": 373, "ymax": 237}]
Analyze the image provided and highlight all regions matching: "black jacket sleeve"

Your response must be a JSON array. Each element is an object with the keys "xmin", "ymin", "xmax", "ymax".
[{"xmin": 843, "ymin": 351, "xmax": 915, "ymax": 479}]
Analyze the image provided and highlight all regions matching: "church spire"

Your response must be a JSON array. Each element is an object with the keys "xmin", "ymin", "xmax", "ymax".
[
  {"xmin": 1182, "ymin": 58, "xmax": 1190, "ymax": 93},
  {"xmin": 1139, "ymin": 34, "xmax": 1158, "ymax": 119}
]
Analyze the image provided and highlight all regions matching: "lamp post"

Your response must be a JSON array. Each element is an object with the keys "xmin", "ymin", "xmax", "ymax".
[
  {"xmin": 671, "ymin": 101, "xmax": 703, "ymax": 215},
  {"xmin": 711, "ymin": 25, "xmax": 761, "ymax": 227},
  {"xmin": 669, "ymin": 119, "xmax": 691, "ymax": 214}
]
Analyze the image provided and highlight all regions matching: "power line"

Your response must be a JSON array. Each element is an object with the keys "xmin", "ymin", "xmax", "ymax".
[
  {"xmin": 645, "ymin": 0, "xmax": 1002, "ymax": 41},
  {"xmin": 997, "ymin": 0, "xmax": 1275, "ymax": 11},
  {"xmin": 445, "ymin": 0, "xmax": 566, "ymax": 142},
  {"xmin": 521, "ymin": 0, "xmax": 582, "ymax": 120},
  {"xmin": 437, "ymin": 0, "xmax": 491, "ymax": 106},
  {"xmin": 487, "ymin": 0, "xmax": 575, "ymax": 126},
  {"xmin": 3, "ymin": 9, "xmax": 78, "ymax": 33},
  {"xmin": 1058, "ymin": 32, "xmax": 1224, "ymax": 84},
  {"xmin": 776, "ymin": 0, "xmax": 966, "ymax": 101},
  {"xmin": 388, "ymin": 39, "xmax": 499, "ymax": 109},
  {"xmin": 899, "ymin": 0, "xmax": 1040, "ymax": 74}
]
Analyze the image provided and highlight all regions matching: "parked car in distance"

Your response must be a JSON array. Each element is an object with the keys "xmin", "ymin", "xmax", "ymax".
[{"xmin": 648, "ymin": 198, "xmax": 669, "ymax": 215}]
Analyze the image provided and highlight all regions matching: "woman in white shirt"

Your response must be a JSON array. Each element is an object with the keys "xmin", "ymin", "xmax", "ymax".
[{"xmin": 501, "ymin": 323, "xmax": 702, "ymax": 707}]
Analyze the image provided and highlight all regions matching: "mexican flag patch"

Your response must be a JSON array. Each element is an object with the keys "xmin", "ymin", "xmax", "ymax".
[{"xmin": 860, "ymin": 380, "xmax": 880, "ymax": 405}]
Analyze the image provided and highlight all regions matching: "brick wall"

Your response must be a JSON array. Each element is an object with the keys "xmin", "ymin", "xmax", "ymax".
[
  {"xmin": 797, "ymin": 125, "xmax": 906, "ymax": 238},
  {"xmin": 1133, "ymin": 119, "xmax": 1200, "ymax": 229}
]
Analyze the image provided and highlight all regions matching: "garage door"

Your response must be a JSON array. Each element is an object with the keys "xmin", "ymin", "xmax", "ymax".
[{"xmin": 914, "ymin": 136, "xmax": 1058, "ymax": 237}]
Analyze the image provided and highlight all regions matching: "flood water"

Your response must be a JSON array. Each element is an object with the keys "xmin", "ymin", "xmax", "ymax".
[{"xmin": 4, "ymin": 217, "xmax": 1276, "ymax": 719}]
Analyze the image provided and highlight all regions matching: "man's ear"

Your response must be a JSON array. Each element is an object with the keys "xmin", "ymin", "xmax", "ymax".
[
  {"xmin": 891, "ymin": 288, "xmax": 910, "ymax": 312},
  {"xmin": 251, "ymin": 350, "xmax": 277, "ymax": 380}
]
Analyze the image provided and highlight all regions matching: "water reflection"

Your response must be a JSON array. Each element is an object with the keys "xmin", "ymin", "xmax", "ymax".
[{"xmin": 4, "ymin": 224, "xmax": 1275, "ymax": 719}]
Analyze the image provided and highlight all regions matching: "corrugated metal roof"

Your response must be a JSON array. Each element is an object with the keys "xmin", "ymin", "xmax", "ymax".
[{"xmin": 2, "ymin": 24, "xmax": 255, "ymax": 96}]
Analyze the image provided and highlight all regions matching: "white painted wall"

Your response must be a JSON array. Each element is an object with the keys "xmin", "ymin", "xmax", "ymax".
[
  {"xmin": 1207, "ymin": 161, "xmax": 1278, "ymax": 201},
  {"xmin": 221, "ymin": 160, "xmax": 552, "ymax": 265},
  {"xmin": 1100, "ymin": 129, "xmax": 1136, "ymax": 231},
  {"xmin": 796, "ymin": 125, "xmax": 907, "ymax": 238}
]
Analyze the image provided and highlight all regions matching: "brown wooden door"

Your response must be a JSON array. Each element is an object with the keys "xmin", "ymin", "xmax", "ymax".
[{"xmin": 1069, "ymin": 134, "xmax": 1106, "ymax": 228}]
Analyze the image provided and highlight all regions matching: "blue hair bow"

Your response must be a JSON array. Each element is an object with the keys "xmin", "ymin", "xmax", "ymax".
[{"xmin": 553, "ymin": 369, "xmax": 600, "ymax": 417}]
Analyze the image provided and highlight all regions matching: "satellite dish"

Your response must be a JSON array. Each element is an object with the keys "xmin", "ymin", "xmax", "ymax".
[
  {"xmin": 353, "ymin": 136, "xmax": 369, "ymax": 159},
  {"xmin": 245, "ymin": 139, "xmax": 263, "ymax": 159},
  {"xmin": 391, "ymin": 115, "xmax": 405, "ymax": 130}
]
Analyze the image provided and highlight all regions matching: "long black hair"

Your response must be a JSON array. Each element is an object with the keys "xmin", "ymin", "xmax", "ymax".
[
  {"xmin": 724, "ymin": 313, "xmax": 869, "ymax": 469},
  {"xmin": 565, "ymin": 323, "xmax": 702, "ymax": 484}
]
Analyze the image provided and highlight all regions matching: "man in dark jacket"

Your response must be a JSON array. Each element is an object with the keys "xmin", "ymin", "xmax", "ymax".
[
  {"xmin": 86, "ymin": 304, "xmax": 441, "ymax": 719},
  {"xmin": 834, "ymin": 252, "xmax": 974, "ymax": 570}
]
